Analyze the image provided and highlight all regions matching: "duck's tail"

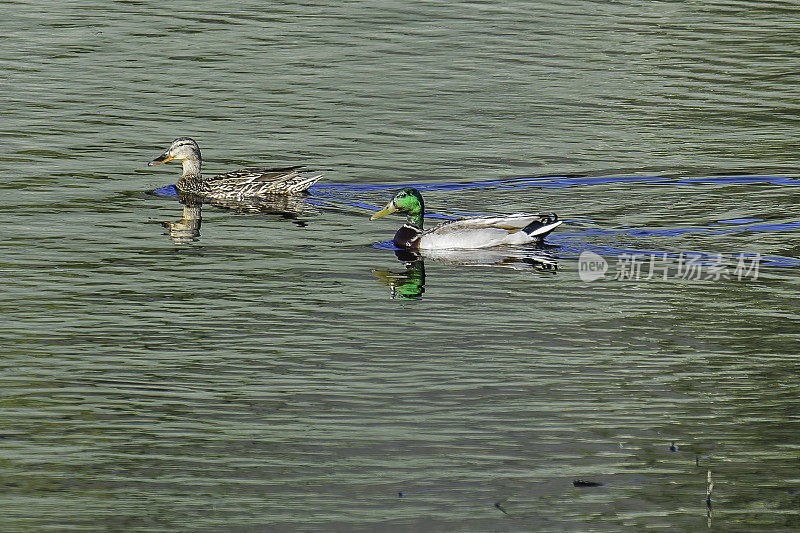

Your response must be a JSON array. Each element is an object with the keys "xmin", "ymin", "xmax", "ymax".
[
  {"xmin": 523, "ymin": 214, "xmax": 562, "ymax": 241},
  {"xmin": 284, "ymin": 173, "xmax": 324, "ymax": 194}
]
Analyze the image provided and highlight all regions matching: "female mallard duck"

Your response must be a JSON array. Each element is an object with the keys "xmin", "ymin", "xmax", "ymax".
[
  {"xmin": 148, "ymin": 138, "xmax": 322, "ymax": 200},
  {"xmin": 370, "ymin": 187, "xmax": 562, "ymax": 250}
]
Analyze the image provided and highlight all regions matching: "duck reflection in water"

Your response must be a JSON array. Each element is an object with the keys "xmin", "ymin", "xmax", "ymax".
[
  {"xmin": 159, "ymin": 190, "xmax": 203, "ymax": 244},
  {"xmin": 373, "ymin": 249, "xmax": 427, "ymax": 300},
  {"xmin": 373, "ymin": 247, "xmax": 558, "ymax": 300},
  {"xmin": 155, "ymin": 189, "xmax": 316, "ymax": 244}
]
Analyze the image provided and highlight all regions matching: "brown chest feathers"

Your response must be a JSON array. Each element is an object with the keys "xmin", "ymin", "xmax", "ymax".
[{"xmin": 393, "ymin": 224, "xmax": 422, "ymax": 249}]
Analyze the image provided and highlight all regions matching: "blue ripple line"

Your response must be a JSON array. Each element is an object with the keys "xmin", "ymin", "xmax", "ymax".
[
  {"xmin": 746, "ymin": 220, "xmax": 800, "ymax": 232},
  {"xmin": 554, "ymin": 243, "xmax": 800, "ymax": 268},
  {"xmin": 154, "ymin": 173, "xmax": 800, "ymax": 198},
  {"xmin": 556, "ymin": 219, "xmax": 800, "ymax": 240},
  {"xmin": 154, "ymin": 173, "xmax": 800, "ymax": 199},
  {"xmin": 717, "ymin": 218, "xmax": 764, "ymax": 224},
  {"xmin": 317, "ymin": 174, "xmax": 800, "ymax": 193},
  {"xmin": 151, "ymin": 176, "xmax": 800, "ymax": 251},
  {"xmin": 151, "ymin": 183, "xmax": 459, "ymax": 221},
  {"xmin": 675, "ymin": 175, "xmax": 799, "ymax": 185}
]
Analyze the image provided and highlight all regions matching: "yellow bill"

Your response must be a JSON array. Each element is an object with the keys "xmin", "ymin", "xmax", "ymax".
[
  {"xmin": 148, "ymin": 152, "xmax": 174, "ymax": 166},
  {"xmin": 370, "ymin": 201, "xmax": 398, "ymax": 220}
]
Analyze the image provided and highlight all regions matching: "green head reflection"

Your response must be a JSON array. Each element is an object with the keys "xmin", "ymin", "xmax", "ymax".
[{"xmin": 373, "ymin": 256, "xmax": 425, "ymax": 300}]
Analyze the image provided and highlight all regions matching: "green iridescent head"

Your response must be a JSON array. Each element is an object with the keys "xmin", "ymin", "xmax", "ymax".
[{"xmin": 370, "ymin": 187, "xmax": 425, "ymax": 228}]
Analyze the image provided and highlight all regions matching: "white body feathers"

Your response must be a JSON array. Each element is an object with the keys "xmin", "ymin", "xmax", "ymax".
[{"xmin": 418, "ymin": 214, "xmax": 562, "ymax": 250}]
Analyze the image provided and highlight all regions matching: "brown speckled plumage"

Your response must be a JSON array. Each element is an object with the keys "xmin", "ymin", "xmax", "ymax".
[{"xmin": 149, "ymin": 138, "xmax": 322, "ymax": 201}]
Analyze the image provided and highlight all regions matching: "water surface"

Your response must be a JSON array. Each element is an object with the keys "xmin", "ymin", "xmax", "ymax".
[{"xmin": 2, "ymin": 1, "xmax": 799, "ymax": 531}]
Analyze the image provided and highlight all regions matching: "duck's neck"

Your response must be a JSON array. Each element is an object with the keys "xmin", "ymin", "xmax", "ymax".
[
  {"xmin": 180, "ymin": 157, "xmax": 202, "ymax": 180},
  {"xmin": 406, "ymin": 211, "xmax": 424, "ymax": 230},
  {"xmin": 176, "ymin": 158, "xmax": 202, "ymax": 190}
]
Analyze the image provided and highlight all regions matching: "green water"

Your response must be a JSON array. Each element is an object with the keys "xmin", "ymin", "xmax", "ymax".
[{"xmin": 2, "ymin": 1, "xmax": 798, "ymax": 531}]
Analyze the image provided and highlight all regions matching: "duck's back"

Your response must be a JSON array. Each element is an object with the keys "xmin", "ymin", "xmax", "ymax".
[
  {"xmin": 419, "ymin": 213, "xmax": 560, "ymax": 250},
  {"xmin": 204, "ymin": 166, "xmax": 323, "ymax": 198}
]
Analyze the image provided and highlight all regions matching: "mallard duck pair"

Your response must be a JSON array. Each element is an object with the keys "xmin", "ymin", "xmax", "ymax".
[{"xmin": 149, "ymin": 138, "xmax": 562, "ymax": 250}]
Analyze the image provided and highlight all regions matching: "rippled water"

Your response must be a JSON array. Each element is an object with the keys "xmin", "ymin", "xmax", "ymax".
[{"xmin": 2, "ymin": 1, "xmax": 799, "ymax": 531}]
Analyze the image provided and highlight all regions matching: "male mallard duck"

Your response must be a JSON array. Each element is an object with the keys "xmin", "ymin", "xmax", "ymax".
[
  {"xmin": 148, "ymin": 138, "xmax": 322, "ymax": 200},
  {"xmin": 370, "ymin": 187, "xmax": 562, "ymax": 250}
]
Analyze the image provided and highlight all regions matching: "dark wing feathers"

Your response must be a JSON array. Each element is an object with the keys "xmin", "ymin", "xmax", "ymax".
[
  {"xmin": 212, "ymin": 166, "xmax": 306, "ymax": 182},
  {"xmin": 204, "ymin": 166, "xmax": 323, "ymax": 197}
]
